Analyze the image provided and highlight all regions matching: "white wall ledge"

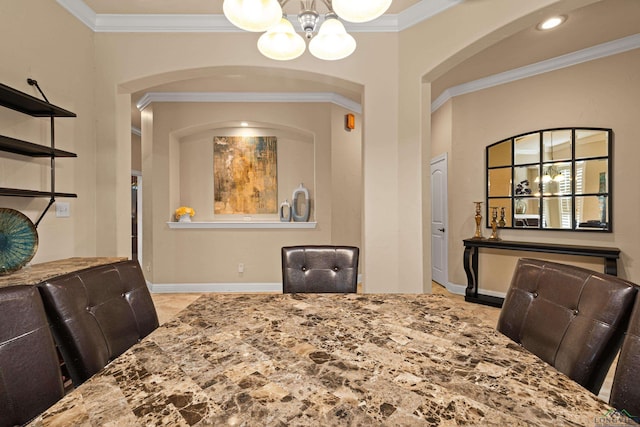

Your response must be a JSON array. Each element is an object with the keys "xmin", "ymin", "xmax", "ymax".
[{"xmin": 167, "ymin": 221, "xmax": 317, "ymax": 229}]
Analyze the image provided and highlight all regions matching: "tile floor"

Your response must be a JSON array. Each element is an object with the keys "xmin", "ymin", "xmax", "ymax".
[
  {"xmin": 151, "ymin": 292, "xmax": 202, "ymax": 325},
  {"xmin": 150, "ymin": 283, "xmax": 614, "ymax": 403}
]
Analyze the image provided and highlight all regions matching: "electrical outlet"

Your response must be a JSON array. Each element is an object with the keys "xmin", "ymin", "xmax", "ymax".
[
  {"xmin": 55, "ymin": 202, "xmax": 70, "ymax": 217},
  {"xmin": 238, "ymin": 263, "xmax": 244, "ymax": 273}
]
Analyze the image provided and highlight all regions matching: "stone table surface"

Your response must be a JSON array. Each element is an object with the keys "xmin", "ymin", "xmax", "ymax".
[
  {"xmin": 29, "ymin": 293, "xmax": 617, "ymax": 426},
  {"xmin": 0, "ymin": 257, "xmax": 127, "ymax": 287}
]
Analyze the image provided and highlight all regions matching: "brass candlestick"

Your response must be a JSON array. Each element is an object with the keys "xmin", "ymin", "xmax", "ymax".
[
  {"xmin": 471, "ymin": 201, "xmax": 485, "ymax": 240},
  {"xmin": 498, "ymin": 207, "xmax": 506, "ymax": 228},
  {"xmin": 488, "ymin": 206, "xmax": 501, "ymax": 241}
]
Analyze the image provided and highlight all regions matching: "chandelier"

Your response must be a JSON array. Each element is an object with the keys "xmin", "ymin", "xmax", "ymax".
[{"xmin": 223, "ymin": 0, "xmax": 392, "ymax": 61}]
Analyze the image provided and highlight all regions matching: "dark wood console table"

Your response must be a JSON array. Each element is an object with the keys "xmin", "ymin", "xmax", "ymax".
[{"xmin": 463, "ymin": 239, "xmax": 621, "ymax": 308}]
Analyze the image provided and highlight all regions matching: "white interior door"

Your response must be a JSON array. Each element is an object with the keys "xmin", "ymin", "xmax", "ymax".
[{"xmin": 430, "ymin": 154, "xmax": 448, "ymax": 286}]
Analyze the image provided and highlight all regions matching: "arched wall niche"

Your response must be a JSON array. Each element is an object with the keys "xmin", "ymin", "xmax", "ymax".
[
  {"xmin": 124, "ymin": 65, "xmax": 364, "ymax": 131},
  {"xmin": 172, "ymin": 121, "xmax": 316, "ymax": 222},
  {"xmin": 133, "ymin": 83, "xmax": 362, "ymax": 286}
]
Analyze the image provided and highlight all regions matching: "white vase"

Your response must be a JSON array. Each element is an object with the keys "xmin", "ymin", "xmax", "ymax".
[
  {"xmin": 178, "ymin": 214, "xmax": 192, "ymax": 223},
  {"xmin": 291, "ymin": 183, "xmax": 310, "ymax": 222},
  {"xmin": 279, "ymin": 199, "xmax": 291, "ymax": 222}
]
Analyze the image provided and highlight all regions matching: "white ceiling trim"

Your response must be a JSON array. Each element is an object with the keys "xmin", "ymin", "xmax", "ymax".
[
  {"xmin": 57, "ymin": 0, "xmax": 96, "ymax": 29},
  {"xmin": 94, "ymin": 14, "xmax": 237, "ymax": 33},
  {"xmin": 56, "ymin": 0, "xmax": 460, "ymax": 33},
  {"xmin": 136, "ymin": 92, "xmax": 363, "ymax": 114},
  {"xmin": 398, "ymin": 0, "xmax": 464, "ymax": 31},
  {"xmin": 431, "ymin": 33, "xmax": 640, "ymax": 113}
]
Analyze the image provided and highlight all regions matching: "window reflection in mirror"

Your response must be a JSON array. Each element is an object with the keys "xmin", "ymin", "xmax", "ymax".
[
  {"xmin": 576, "ymin": 195, "xmax": 608, "ymax": 229},
  {"xmin": 543, "ymin": 130, "xmax": 571, "ymax": 162},
  {"xmin": 514, "ymin": 166, "xmax": 539, "ymax": 197},
  {"xmin": 541, "ymin": 162, "xmax": 571, "ymax": 196},
  {"xmin": 485, "ymin": 127, "xmax": 612, "ymax": 232},
  {"xmin": 576, "ymin": 130, "xmax": 608, "ymax": 159},
  {"xmin": 515, "ymin": 197, "xmax": 540, "ymax": 228},
  {"xmin": 488, "ymin": 198, "xmax": 512, "ymax": 227},
  {"xmin": 576, "ymin": 159, "xmax": 607, "ymax": 194},
  {"xmin": 515, "ymin": 133, "xmax": 539, "ymax": 165},
  {"xmin": 543, "ymin": 196, "xmax": 573, "ymax": 229}
]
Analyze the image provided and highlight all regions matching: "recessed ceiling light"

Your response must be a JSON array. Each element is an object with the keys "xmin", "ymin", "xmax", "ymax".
[
  {"xmin": 537, "ymin": 15, "xmax": 567, "ymax": 31},
  {"xmin": 240, "ymin": 122, "xmax": 249, "ymax": 127}
]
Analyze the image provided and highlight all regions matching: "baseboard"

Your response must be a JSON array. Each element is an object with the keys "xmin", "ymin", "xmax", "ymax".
[
  {"xmin": 442, "ymin": 281, "xmax": 507, "ymax": 300},
  {"xmin": 441, "ymin": 281, "xmax": 466, "ymax": 296},
  {"xmin": 148, "ymin": 274, "xmax": 363, "ymax": 294},
  {"xmin": 148, "ymin": 281, "xmax": 282, "ymax": 293}
]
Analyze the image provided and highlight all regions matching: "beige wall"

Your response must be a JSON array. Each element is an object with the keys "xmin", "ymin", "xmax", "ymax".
[
  {"xmin": 398, "ymin": 0, "xmax": 597, "ymax": 293},
  {"xmin": 93, "ymin": 28, "xmax": 410, "ymax": 292},
  {"xmin": 0, "ymin": 0, "xmax": 97, "ymax": 263},
  {"xmin": 1, "ymin": 0, "xmax": 613, "ymax": 294},
  {"xmin": 437, "ymin": 49, "xmax": 640, "ymax": 294},
  {"xmin": 142, "ymin": 102, "xmax": 361, "ymax": 286}
]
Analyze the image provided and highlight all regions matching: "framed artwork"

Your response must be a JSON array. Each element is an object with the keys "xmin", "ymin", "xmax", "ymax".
[{"xmin": 213, "ymin": 136, "xmax": 278, "ymax": 214}]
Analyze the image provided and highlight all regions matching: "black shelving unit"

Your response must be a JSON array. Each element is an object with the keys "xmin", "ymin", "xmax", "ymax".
[{"xmin": 0, "ymin": 80, "xmax": 77, "ymax": 227}]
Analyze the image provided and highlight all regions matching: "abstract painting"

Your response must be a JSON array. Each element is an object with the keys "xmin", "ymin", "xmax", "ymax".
[{"xmin": 213, "ymin": 136, "xmax": 278, "ymax": 214}]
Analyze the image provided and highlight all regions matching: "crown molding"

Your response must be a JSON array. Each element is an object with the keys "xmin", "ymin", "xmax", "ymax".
[
  {"xmin": 56, "ymin": 0, "xmax": 460, "ymax": 33},
  {"xmin": 56, "ymin": 0, "xmax": 96, "ymax": 29},
  {"xmin": 136, "ymin": 91, "xmax": 363, "ymax": 114},
  {"xmin": 94, "ymin": 14, "xmax": 238, "ymax": 33},
  {"xmin": 431, "ymin": 33, "xmax": 640, "ymax": 113},
  {"xmin": 398, "ymin": 0, "xmax": 464, "ymax": 31}
]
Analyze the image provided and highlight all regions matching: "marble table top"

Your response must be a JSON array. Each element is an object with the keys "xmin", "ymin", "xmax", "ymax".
[
  {"xmin": 29, "ymin": 293, "xmax": 615, "ymax": 426},
  {"xmin": 0, "ymin": 257, "xmax": 127, "ymax": 287}
]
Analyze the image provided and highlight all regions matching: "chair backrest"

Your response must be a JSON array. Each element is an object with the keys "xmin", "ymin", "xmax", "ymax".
[
  {"xmin": 610, "ymin": 292, "xmax": 640, "ymax": 417},
  {"xmin": 282, "ymin": 245, "xmax": 359, "ymax": 293},
  {"xmin": 0, "ymin": 285, "xmax": 64, "ymax": 427},
  {"xmin": 37, "ymin": 260, "xmax": 159, "ymax": 385},
  {"xmin": 497, "ymin": 258, "xmax": 637, "ymax": 394}
]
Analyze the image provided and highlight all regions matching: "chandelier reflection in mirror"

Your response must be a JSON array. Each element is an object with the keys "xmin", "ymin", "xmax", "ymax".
[{"xmin": 223, "ymin": 0, "xmax": 392, "ymax": 61}]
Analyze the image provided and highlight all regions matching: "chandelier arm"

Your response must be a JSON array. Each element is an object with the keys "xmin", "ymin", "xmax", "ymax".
[
  {"xmin": 320, "ymin": 0, "xmax": 333, "ymax": 12},
  {"xmin": 279, "ymin": 0, "xmax": 290, "ymax": 8}
]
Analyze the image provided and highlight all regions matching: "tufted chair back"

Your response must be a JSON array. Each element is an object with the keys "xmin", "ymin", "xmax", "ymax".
[
  {"xmin": 497, "ymin": 258, "xmax": 637, "ymax": 394},
  {"xmin": 610, "ymin": 291, "xmax": 640, "ymax": 416},
  {"xmin": 37, "ymin": 260, "xmax": 159, "ymax": 386},
  {"xmin": 282, "ymin": 246, "xmax": 359, "ymax": 293},
  {"xmin": 0, "ymin": 286, "xmax": 64, "ymax": 427}
]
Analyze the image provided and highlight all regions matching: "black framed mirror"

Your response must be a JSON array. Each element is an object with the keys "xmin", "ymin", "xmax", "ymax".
[{"xmin": 486, "ymin": 128, "xmax": 612, "ymax": 232}]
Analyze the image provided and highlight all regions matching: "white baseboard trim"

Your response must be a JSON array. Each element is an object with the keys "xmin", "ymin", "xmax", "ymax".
[
  {"xmin": 149, "ymin": 274, "xmax": 364, "ymax": 294},
  {"xmin": 441, "ymin": 281, "xmax": 466, "ymax": 296},
  {"xmin": 442, "ymin": 281, "xmax": 507, "ymax": 300},
  {"xmin": 148, "ymin": 281, "xmax": 282, "ymax": 293}
]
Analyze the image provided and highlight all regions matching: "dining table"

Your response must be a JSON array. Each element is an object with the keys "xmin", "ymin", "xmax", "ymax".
[{"xmin": 27, "ymin": 293, "xmax": 617, "ymax": 426}]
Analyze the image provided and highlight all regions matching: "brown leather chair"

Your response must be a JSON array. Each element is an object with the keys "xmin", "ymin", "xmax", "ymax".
[
  {"xmin": 610, "ymin": 292, "xmax": 640, "ymax": 417},
  {"xmin": 497, "ymin": 258, "xmax": 637, "ymax": 394},
  {"xmin": 282, "ymin": 245, "xmax": 359, "ymax": 293},
  {"xmin": 0, "ymin": 286, "xmax": 64, "ymax": 427},
  {"xmin": 38, "ymin": 260, "xmax": 159, "ymax": 386}
]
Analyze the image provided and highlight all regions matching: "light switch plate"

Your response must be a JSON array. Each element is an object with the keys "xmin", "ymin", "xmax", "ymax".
[{"xmin": 55, "ymin": 202, "xmax": 70, "ymax": 218}]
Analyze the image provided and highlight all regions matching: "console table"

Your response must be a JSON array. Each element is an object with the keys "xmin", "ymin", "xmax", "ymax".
[{"xmin": 463, "ymin": 239, "xmax": 621, "ymax": 308}]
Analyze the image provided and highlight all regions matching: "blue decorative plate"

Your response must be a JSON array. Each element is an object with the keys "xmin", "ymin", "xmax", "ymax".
[{"xmin": 0, "ymin": 208, "xmax": 38, "ymax": 275}]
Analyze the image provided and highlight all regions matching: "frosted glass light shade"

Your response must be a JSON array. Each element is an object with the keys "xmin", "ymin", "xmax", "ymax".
[
  {"xmin": 308, "ymin": 18, "xmax": 356, "ymax": 61},
  {"xmin": 223, "ymin": 0, "xmax": 282, "ymax": 32},
  {"xmin": 258, "ymin": 18, "xmax": 306, "ymax": 61},
  {"xmin": 332, "ymin": 0, "xmax": 392, "ymax": 23}
]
